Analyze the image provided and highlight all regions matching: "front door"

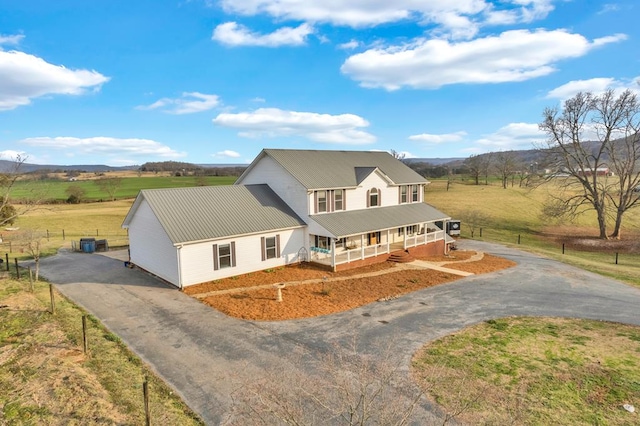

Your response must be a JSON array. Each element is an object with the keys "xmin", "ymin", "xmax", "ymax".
[{"xmin": 368, "ymin": 232, "xmax": 380, "ymax": 245}]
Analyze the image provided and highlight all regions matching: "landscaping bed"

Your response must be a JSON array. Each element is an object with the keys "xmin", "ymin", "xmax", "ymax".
[{"xmin": 190, "ymin": 251, "xmax": 516, "ymax": 321}]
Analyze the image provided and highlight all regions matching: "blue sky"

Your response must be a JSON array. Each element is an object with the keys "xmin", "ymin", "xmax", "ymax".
[{"xmin": 0, "ymin": 0, "xmax": 638, "ymax": 166}]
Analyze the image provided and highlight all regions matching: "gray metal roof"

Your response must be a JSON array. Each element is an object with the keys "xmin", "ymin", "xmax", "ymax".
[
  {"xmin": 239, "ymin": 149, "xmax": 427, "ymax": 189},
  {"xmin": 123, "ymin": 184, "xmax": 306, "ymax": 245},
  {"xmin": 309, "ymin": 203, "xmax": 450, "ymax": 238}
]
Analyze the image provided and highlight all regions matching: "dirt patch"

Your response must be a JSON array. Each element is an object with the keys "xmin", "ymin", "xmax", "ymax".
[
  {"xmin": 540, "ymin": 226, "xmax": 640, "ymax": 254},
  {"xmin": 193, "ymin": 251, "xmax": 516, "ymax": 320}
]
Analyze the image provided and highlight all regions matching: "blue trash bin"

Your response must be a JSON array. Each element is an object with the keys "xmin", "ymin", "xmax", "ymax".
[{"xmin": 81, "ymin": 241, "xmax": 96, "ymax": 253}]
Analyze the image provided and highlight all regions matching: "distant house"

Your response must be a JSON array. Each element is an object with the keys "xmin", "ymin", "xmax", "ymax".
[{"xmin": 123, "ymin": 149, "xmax": 452, "ymax": 289}]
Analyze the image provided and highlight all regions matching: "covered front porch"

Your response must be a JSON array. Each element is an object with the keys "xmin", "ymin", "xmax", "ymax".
[{"xmin": 308, "ymin": 203, "xmax": 451, "ymax": 271}]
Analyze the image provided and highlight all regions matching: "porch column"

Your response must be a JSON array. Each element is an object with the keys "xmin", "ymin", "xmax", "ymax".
[
  {"xmin": 331, "ymin": 237, "xmax": 336, "ymax": 268},
  {"xmin": 386, "ymin": 229, "xmax": 390, "ymax": 253},
  {"xmin": 361, "ymin": 234, "xmax": 365, "ymax": 259},
  {"xmin": 403, "ymin": 228, "xmax": 407, "ymax": 250}
]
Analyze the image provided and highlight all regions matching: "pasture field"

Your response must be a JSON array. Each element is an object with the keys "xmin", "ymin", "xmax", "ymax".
[
  {"xmin": 11, "ymin": 175, "xmax": 237, "ymax": 202},
  {"xmin": 0, "ymin": 276, "xmax": 203, "ymax": 424},
  {"xmin": 426, "ymin": 180, "xmax": 640, "ymax": 285},
  {"xmin": 413, "ymin": 317, "xmax": 640, "ymax": 425}
]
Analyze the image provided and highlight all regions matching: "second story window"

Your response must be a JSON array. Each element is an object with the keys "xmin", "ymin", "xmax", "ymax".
[
  {"xmin": 317, "ymin": 190, "xmax": 327, "ymax": 213},
  {"xmin": 334, "ymin": 189, "xmax": 344, "ymax": 211},
  {"xmin": 368, "ymin": 188, "xmax": 379, "ymax": 207},
  {"xmin": 412, "ymin": 185, "xmax": 419, "ymax": 202},
  {"xmin": 400, "ymin": 185, "xmax": 408, "ymax": 203}
]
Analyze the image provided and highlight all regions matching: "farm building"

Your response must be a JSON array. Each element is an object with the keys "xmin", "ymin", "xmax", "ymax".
[{"xmin": 123, "ymin": 149, "xmax": 452, "ymax": 288}]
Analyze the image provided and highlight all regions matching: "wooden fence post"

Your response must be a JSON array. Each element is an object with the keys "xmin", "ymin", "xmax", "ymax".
[
  {"xmin": 5, "ymin": 253, "xmax": 8, "ymax": 271},
  {"xmin": 49, "ymin": 283, "xmax": 56, "ymax": 314},
  {"xmin": 143, "ymin": 377, "xmax": 151, "ymax": 426},
  {"xmin": 14, "ymin": 258, "xmax": 20, "ymax": 279},
  {"xmin": 82, "ymin": 315, "xmax": 88, "ymax": 354},
  {"xmin": 562, "ymin": 243, "xmax": 565, "ymax": 254},
  {"xmin": 615, "ymin": 252, "xmax": 619, "ymax": 265},
  {"xmin": 517, "ymin": 234, "xmax": 521, "ymax": 244},
  {"xmin": 62, "ymin": 229, "xmax": 65, "ymax": 240}
]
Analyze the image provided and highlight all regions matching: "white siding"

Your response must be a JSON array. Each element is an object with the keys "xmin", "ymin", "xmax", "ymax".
[
  {"xmin": 128, "ymin": 200, "xmax": 179, "ymax": 286},
  {"xmin": 346, "ymin": 171, "xmax": 399, "ymax": 211},
  {"xmin": 179, "ymin": 228, "xmax": 305, "ymax": 287},
  {"xmin": 238, "ymin": 156, "xmax": 310, "ymax": 221}
]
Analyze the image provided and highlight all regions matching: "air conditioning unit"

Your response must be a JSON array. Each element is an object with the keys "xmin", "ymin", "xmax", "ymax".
[{"xmin": 447, "ymin": 220, "xmax": 461, "ymax": 236}]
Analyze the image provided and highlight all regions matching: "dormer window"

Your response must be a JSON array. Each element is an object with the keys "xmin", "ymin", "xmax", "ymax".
[{"xmin": 368, "ymin": 188, "xmax": 379, "ymax": 207}]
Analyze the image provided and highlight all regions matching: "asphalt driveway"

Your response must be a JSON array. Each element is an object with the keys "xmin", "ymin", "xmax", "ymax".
[{"xmin": 37, "ymin": 241, "xmax": 640, "ymax": 424}]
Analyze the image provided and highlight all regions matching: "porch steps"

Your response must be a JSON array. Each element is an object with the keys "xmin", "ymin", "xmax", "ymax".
[{"xmin": 387, "ymin": 251, "xmax": 415, "ymax": 263}]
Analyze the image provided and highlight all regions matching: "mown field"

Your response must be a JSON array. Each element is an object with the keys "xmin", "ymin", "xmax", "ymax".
[
  {"xmin": 11, "ymin": 175, "xmax": 237, "ymax": 202},
  {"xmin": 425, "ymin": 179, "xmax": 640, "ymax": 285}
]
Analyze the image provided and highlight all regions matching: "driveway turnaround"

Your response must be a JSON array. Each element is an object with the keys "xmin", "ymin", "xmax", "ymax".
[{"xmin": 38, "ymin": 241, "xmax": 640, "ymax": 424}]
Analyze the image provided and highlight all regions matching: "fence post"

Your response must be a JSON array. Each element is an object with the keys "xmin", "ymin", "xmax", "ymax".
[
  {"xmin": 49, "ymin": 283, "xmax": 56, "ymax": 314},
  {"xmin": 5, "ymin": 253, "xmax": 8, "ymax": 271},
  {"xmin": 143, "ymin": 377, "xmax": 151, "ymax": 426},
  {"xmin": 47, "ymin": 229, "xmax": 50, "ymax": 240},
  {"xmin": 562, "ymin": 243, "xmax": 565, "ymax": 254},
  {"xmin": 517, "ymin": 234, "xmax": 521, "ymax": 244},
  {"xmin": 9, "ymin": 241, "xmax": 11, "ymax": 253},
  {"xmin": 82, "ymin": 315, "xmax": 88, "ymax": 354},
  {"xmin": 479, "ymin": 228, "xmax": 483, "ymax": 237},
  {"xmin": 14, "ymin": 258, "xmax": 20, "ymax": 279},
  {"xmin": 62, "ymin": 229, "xmax": 65, "ymax": 240},
  {"xmin": 615, "ymin": 252, "xmax": 619, "ymax": 265},
  {"xmin": 96, "ymin": 229, "xmax": 99, "ymax": 237}
]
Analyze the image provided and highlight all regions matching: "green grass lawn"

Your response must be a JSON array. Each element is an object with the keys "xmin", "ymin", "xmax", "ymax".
[
  {"xmin": 11, "ymin": 175, "xmax": 237, "ymax": 202},
  {"xmin": 413, "ymin": 317, "xmax": 640, "ymax": 425},
  {"xmin": 426, "ymin": 179, "xmax": 640, "ymax": 286}
]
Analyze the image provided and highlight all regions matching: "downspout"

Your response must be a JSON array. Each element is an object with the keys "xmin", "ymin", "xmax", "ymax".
[{"xmin": 176, "ymin": 245, "xmax": 183, "ymax": 289}]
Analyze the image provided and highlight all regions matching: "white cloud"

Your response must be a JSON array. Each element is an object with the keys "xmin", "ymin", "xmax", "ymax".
[
  {"xmin": 546, "ymin": 76, "xmax": 640, "ymax": 100},
  {"xmin": 218, "ymin": 0, "xmax": 552, "ymax": 37},
  {"xmin": 0, "ymin": 50, "xmax": 109, "ymax": 111},
  {"xmin": 214, "ymin": 150, "xmax": 241, "ymax": 158},
  {"xmin": 20, "ymin": 137, "xmax": 186, "ymax": 159},
  {"xmin": 212, "ymin": 22, "xmax": 313, "ymax": 47},
  {"xmin": 409, "ymin": 131, "xmax": 467, "ymax": 143},
  {"xmin": 213, "ymin": 107, "xmax": 376, "ymax": 144},
  {"xmin": 341, "ymin": 29, "xmax": 624, "ymax": 90},
  {"xmin": 338, "ymin": 40, "xmax": 360, "ymax": 50},
  {"xmin": 251, "ymin": 97, "xmax": 266, "ymax": 103},
  {"xmin": 475, "ymin": 123, "xmax": 545, "ymax": 150},
  {"xmin": 137, "ymin": 92, "xmax": 220, "ymax": 114},
  {"xmin": 0, "ymin": 150, "xmax": 27, "ymax": 161},
  {"xmin": 0, "ymin": 34, "xmax": 25, "ymax": 46}
]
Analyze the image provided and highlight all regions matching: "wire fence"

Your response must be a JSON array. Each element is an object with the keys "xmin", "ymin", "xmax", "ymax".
[{"xmin": 0, "ymin": 228, "xmax": 129, "ymax": 255}]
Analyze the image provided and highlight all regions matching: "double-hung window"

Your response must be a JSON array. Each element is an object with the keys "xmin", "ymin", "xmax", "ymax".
[
  {"xmin": 261, "ymin": 235, "xmax": 280, "ymax": 261},
  {"xmin": 412, "ymin": 185, "xmax": 419, "ymax": 202},
  {"xmin": 317, "ymin": 190, "xmax": 327, "ymax": 213},
  {"xmin": 400, "ymin": 185, "xmax": 408, "ymax": 203},
  {"xmin": 213, "ymin": 242, "xmax": 236, "ymax": 270},
  {"xmin": 334, "ymin": 189, "xmax": 344, "ymax": 211}
]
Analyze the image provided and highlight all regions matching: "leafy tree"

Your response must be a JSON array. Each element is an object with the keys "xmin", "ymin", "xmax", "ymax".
[
  {"xmin": 94, "ymin": 176, "xmax": 122, "ymax": 201},
  {"xmin": 65, "ymin": 184, "xmax": 86, "ymax": 204},
  {"xmin": 540, "ymin": 89, "xmax": 640, "ymax": 239}
]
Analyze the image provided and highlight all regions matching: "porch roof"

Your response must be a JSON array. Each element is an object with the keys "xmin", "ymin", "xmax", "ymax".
[{"xmin": 309, "ymin": 203, "xmax": 450, "ymax": 238}]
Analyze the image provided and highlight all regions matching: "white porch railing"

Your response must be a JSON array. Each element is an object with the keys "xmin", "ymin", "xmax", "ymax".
[{"xmin": 405, "ymin": 230, "xmax": 445, "ymax": 249}]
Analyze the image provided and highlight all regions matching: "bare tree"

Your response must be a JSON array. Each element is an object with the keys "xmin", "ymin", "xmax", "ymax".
[
  {"xmin": 0, "ymin": 154, "xmax": 47, "ymax": 227},
  {"xmin": 94, "ymin": 176, "xmax": 123, "ymax": 201},
  {"xmin": 21, "ymin": 229, "xmax": 46, "ymax": 281},
  {"xmin": 227, "ymin": 340, "xmax": 435, "ymax": 425},
  {"xmin": 464, "ymin": 154, "xmax": 493, "ymax": 185},
  {"xmin": 540, "ymin": 89, "xmax": 640, "ymax": 239},
  {"xmin": 390, "ymin": 149, "xmax": 407, "ymax": 161},
  {"xmin": 457, "ymin": 209, "xmax": 490, "ymax": 238},
  {"xmin": 493, "ymin": 151, "xmax": 519, "ymax": 189}
]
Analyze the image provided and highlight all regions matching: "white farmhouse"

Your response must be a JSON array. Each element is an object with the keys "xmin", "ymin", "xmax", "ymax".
[{"xmin": 123, "ymin": 149, "xmax": 452, "ymax": 289}]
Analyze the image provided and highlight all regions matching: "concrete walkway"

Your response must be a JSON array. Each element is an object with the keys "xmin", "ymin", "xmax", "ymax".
[
  {"xmin": 36, "ymin": 241, "xmax": 640, "ymax": 425},
  {"xmin": 194, "ymin": 254, "xmax": 475, "ymax": 298}
]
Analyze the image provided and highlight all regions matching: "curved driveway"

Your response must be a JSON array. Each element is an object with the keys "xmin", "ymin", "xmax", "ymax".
[{"xmin": 38, "ymin": 241, "xmax": 640, "ymax": 424}]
